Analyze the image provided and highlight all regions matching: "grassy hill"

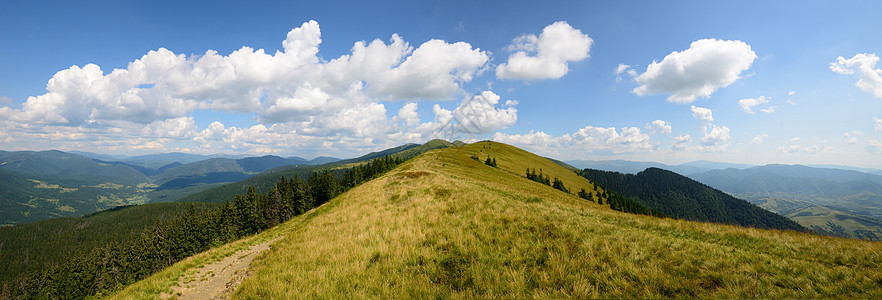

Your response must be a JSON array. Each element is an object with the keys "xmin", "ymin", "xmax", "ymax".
[
  {"xmin": 578, "ymin": 167, "xmax": 804, "ymax": 231},
  {"xmin": 752, "ymin": 196, "xmax": 882, "ymax": 240},
  {"xmin": 114, "ymin": 141, "xmax": 881, "ymax": 298},
  {"xmin": 174, "ymin": 139, "xmax": 460, "ymax": 204}
]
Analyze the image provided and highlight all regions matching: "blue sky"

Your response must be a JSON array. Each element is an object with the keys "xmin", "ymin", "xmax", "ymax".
[{"xmin": 1, "ymin": 0, "xmax": 881, "ymax": 168}]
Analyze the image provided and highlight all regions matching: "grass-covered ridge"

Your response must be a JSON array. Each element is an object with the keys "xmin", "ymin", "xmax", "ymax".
[{"xmin": 120, "ymin": 141, "xmax": 882, "ymax": 298}]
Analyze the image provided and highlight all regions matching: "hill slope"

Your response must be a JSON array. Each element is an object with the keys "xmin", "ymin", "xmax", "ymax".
[
  {"xmin": 690, "ymin": 165, "xmax": 882, "ymax": 239},
  {"xmin": 174, "ymin": 139, "xmax": 461, "ymax": 204},
  {"xmin": 115, "ymin": 141, "xmax": 882, "ymax": 298},
  {"xmin": 0, "ymin": 202, "xmax": 217, "ymax": 283},
  {"xmin": 579, "ymin": 168, "xmax": 804, "ymax": 231}
]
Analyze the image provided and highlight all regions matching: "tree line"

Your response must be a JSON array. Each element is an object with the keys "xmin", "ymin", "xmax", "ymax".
[
  {"xmin": 578, "ymin": 167, "xmax": 803, "ymax": 230},
  {"xmin": 524, "ymin": 168, "xmax": 657, "ymax": 216},
  {"xmin": 2, "ymin": 156, "xmax": 404, "ymax": 299}
]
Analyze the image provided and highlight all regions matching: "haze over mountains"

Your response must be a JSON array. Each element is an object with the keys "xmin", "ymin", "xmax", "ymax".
[
  {"xmin": 570, "ymin": 159, "xmax": 882, "ymax": 240},
  {"xmin": 2, "ymin": 140, "xmax": 881, "ymax": 299},
  {"xmin": 0, "ymin": 149, "xmax": 341, "ymax": 225}
]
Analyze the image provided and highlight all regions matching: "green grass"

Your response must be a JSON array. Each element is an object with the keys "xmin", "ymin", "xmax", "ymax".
[{"xmin": 117, "ymin": 141, "xmax": 882, "ymax": 298}]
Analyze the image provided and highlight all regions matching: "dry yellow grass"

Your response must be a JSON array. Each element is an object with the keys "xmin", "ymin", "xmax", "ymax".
[{"xmin": 116, "ymin": 141, "xmax": 882, "ymax": 299}]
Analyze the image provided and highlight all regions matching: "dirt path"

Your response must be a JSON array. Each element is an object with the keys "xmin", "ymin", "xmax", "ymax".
[{"xmin": 161, "ymin": 237, "xmax": 282, "ymax": 300}]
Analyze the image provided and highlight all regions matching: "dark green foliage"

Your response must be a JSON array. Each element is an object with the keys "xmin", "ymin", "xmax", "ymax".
[
  {"xmin": 525, "ymin": 168, "xmax": 551, "ymax": 186},
  {"xmin": 579, "ymin": 168, "xmax": 805, "ymax": 231},
  {"xmin": 3, "ymin": 156, "xmax": 404, "ymax": 299},
  {"xmin": 176, "ymin": 140, "xmax": 455, "ymax": 204},
  {"xmin": 577, "ymin": 188, "xmax": 590, "ymax": 200},
  {"xmin": 551, "ymin": 177, "xmax": 568, "ymax": 193},
  {"xmin": 484, "ymin": 156, "xmax": 497, "ymax": 168},
  {"xmin": 0, "ymin": 202, "xmax": 217, "ymax": 284}
]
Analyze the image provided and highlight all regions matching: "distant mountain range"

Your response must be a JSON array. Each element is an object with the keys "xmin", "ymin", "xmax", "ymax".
[
  {"xmin": 567, "ymin": 159, "xmax": 882, "ymax": 240},
  {"xmin": 0, "ymin": 150, "xmax": 339, "ymax": 225},
  {"xmin": 566, "ymin": 159, "xmax": 754, "ymax": 175},
  {"xmin": 0, "ymin": 141, "xmax": 461, "ymax": 225}
]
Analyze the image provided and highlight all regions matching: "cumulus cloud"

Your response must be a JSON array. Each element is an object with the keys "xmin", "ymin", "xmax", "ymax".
[
  {"xmin": 1, "ymin": 20, "xmax": 489, "ymax": 129},
  {"xmin": 875, "ymin": 117, "xmax": 882, "ymax": 132},
  {"xmin": 700, "ymin": 124, "xmax": 731, "ymax": 148},
  {"xmin": 142, "ymin": 117, "xmax": 198, "ymax": 139},
  {"xmin": 750, "ymin": 133, "xmax": 768, "ymax": 145},
  {"xmin": 690, "ymin": 105, "xmax": 714, "ymax": 126},
  {"xmin": 394, "ymin": 103, "xmax": 420, "ymax": 127},
  {"xmin": 830, "ymin": 53, "xmax": 882, "ymax": 98},
  {"xmin": 0, "ymin": 20, "xmax": 507, "ymax": 155},
  {"xmin": 672, "ymin": 134, "xmax": 692, "ymax": 150},
  {"xmin": 615, "ymin": 64, "xmax": 637, "ymax": 82},
  {"xmin": 453, "ymin": 91, "xmax": 518, "ymax": 135},
  {"xmin": 633, "ymin": 39, "xmax": 756, "ymax": 103},
  {"xmin": 645, "ymin": 120, "xmax": 672, "ymax": 135},
  {"xmin": 738, "ymin": 96, "xmax": 769, "ymax": 114},
  {"xmin": 0, "ymin": 96, "xmax": 11, "ymax": 106},
  {"xmin": 760, "ymin": 106, "xmax": 777, "ymax": 113},
  {"xmin": 496, "ymin": 21, "xmax": 593, "ymax": 80},
  {"xmin": 492, "ymin": 125, "xmax": 657, "ymax": 156},
  {"xmin": 843, "ymin": 130, "xmax": 862, "ymax": 145}
]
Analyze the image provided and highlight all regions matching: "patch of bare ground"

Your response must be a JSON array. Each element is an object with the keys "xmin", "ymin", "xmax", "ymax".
[{"xmin": 160, "ymin": 236, "xmax": 282, "ymax": 300}]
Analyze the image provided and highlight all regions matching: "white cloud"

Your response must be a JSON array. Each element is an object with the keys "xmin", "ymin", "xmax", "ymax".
[
  {"xmin": 0, "ymin": 20, "xmax": 505, "ymax": 156},
  {"xmin": 867, "ymin": 139, "xmax": 882, "ymax": 153},
  {"xmin": 633, "ymin": 39, "xmax": 756, "ymax": 103},
  {"xmin": 492, "ymin": 125, "xmax": 657, "ymax": 156},
  {"xmin": 142, "ymin": 117, "xmax": 198, "ymax": 139},
  {"xmin": 496, "ymin": 21, "xmax": 593, "ymax": 80},
  {"xmin": 830, "ymin": 53, "xmax": 882, "ymax": 98},
  {"xmin": 788, "ymin": 91, "xmax": 795, "ymax": 96},
  {"xmin": 394, "ymin": 103, "xmax": 420, "ymax": 127},
  {"xmin": 750, "ymin": 133, "xmax": 768, "ymax": 145},
  {"xmin": 453, "ymin": 91, "xmax": 518, "ymax": 135},
  {"xmin": 615, "ymin": 64, "xmax": 631, "ymax": 75},
  {"xmin": 614, "ymin": 64, "xmax": 637, "ymax": 83},
  {"xmin": 738, "ymin": 96, "xmax": 769, "ymax": 114},
  {"xmin": 777, "ymin": 144, "xmax": 834, "ymax": 154},
  {"xmin": 0, "ymin": 96, "xmax": 11, "ymax": 106},
  {"xmin": 701, "ymin": 124, "xmax": 731, "ymax": 147},
  {"xmin": 672, "ymin": 134, "xmax": 692, "ymax": 150},
  {"xmin": 690, "ymin": 105, "xmax": 714, "ymax": 125},
  {"xmin": 789, "ymin": 137, "xmax": 802, "ymax": 142},
  {"xmin": 875, "ymin": 117, "xmax": 882, "ymax": 132},
  {"xmin": 760, "ymin": 106, "xmax": 777, "ymax": 113},
  {"xmin": 1, "ymin": 20, "xmax": 490, "ymax": 128},
  {"xmin": 645, "ymin": 120, "xmax": 672, "ymax": 135},
  {"xmin": 504, "ymin": 100, "xmax": 519, "ymax": 106},
  {"xmin": 843, "ymin": 130, "xmax": 863, "ymax": 145}
]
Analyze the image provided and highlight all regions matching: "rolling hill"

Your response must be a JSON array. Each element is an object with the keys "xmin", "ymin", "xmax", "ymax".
[
  {"xmin": 690, "ymin": 164, "xmax": 882, "ymax": 239},
  {"xmin": 174, "ymin": 139, "xmax": 461, "ymax": 204},
  {"xmin": 114, "ymin": 141, "xmax": 881, "ymax": 298},
  {"xmin": 578, "ymin": 167, "xmax": 804, "ymax": 231},
  {"xmin": 0, "ymin": 151, "xmax": 154, "ymax": 225}
]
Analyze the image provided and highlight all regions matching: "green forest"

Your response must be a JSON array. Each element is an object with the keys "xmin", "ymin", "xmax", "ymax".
[
  {"xmin": 578, "ymin": 167, "xmax": 805, "ymax": 231},
  {"xmin": 1, "ymin": 156, "xmax": 404, "ymax": 299}
]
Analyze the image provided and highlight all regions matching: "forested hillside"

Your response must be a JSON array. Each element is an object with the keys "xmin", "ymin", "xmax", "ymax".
[
  {"xmin": 2, "ymin": 156, "xmax": 404, "ymax": 299},
  {"xmin": 113, "ymin": 141, "xmax": 881, "ymax": 299},
  {"xmin": 579, "ymin": 167, "xmax": 804, "ymax": 231},
  {"xmin": 0, "ymin": 202, "xmax": 217, "ymax": 283}
]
